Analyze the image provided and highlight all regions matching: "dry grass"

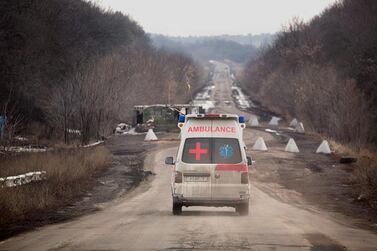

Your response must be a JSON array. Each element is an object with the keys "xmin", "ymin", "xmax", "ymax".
[
  {"xmin": 353, "ymin": 157, "xmax": 377, "ymax": 209},
  {"xmin": 0, "ymin": 146, "xmax": 111, "ymax": 227},
  {"xmin": 329, "ymin": 139, "xmax": 377, "ymax": 209}
]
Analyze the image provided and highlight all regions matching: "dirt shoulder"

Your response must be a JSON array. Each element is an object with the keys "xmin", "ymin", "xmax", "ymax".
[
  {"xmin": 247, "ymin": 126, "xmax": 377, "ymax": 232},
  {"xmin": 0, "ymin": 134, "xmax": 155, "ymax": 241}
]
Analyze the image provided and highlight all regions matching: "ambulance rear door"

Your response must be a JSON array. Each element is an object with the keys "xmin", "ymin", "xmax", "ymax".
[{"xmin": 210, "ymin": 119, "xmax": 246, "ymax": 200}]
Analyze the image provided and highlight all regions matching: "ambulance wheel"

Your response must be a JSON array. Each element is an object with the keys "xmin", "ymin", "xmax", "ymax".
[
  {"xmin": 236, "ymin": 203, "xmax": 249, "ymax": 216},
  {"xmin": 172, "ymin": 202, "xmax": 182, "ymax": 215}
]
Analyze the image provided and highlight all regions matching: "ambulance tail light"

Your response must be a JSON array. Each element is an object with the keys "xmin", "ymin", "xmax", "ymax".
[
  {"xmin": 241, "ymin": 172, "xmax": 249, "ymax": 184},
  {"xmin": 175, "ymin": 171, "xmax": 183, "ymax": 183}
]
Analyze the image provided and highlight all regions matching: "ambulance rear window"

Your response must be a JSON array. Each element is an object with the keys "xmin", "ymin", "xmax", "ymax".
[
  {"xmin": 182, "ymin": 138, "xmax": 211, "ymax": 164},
  {"xmin": 182, "ymin": 138, "xmax": 242, "ymax": 164}
]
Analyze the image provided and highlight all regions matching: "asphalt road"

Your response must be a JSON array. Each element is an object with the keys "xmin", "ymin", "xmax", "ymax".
[{"xmin": 1, "ymin": 61, "xmax": 377, "ymax": 251}]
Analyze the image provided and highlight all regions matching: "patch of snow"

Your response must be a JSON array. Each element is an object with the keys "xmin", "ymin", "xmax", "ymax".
[
  {"xmin": 1, "ymin": 171, "xmax": 47, "ymax": 188},
  {"xmin": 5, "ymin": 146, "xmax": 49, "ymax": 153},
  {"xmin": 265, "ymin": 129, "xmax": 277, "ymax": 133},
  {"xmin": 14, "ymin": 136, "xmax": 27, "ymax": 141},
  {"xmin": 83, "ymin": 141, "xmax": 104, "ymax": 148},
  {"xmin": 123, "ymin": 128, "xmax": 146, "ymax": 135},
  {"xmin": 68, "ymin": 129, "xmax": 81, "ymax": 135}
]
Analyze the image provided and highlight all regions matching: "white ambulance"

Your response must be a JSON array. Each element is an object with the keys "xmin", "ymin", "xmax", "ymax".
[{"xmin": 165, "ymin": 114, "xmax": 252, "ymax": 215}]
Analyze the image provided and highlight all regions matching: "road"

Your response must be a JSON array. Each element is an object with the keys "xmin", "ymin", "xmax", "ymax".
[{"xmin": 1, "ymin": 62, "xmax": 377, "ymax": 251}]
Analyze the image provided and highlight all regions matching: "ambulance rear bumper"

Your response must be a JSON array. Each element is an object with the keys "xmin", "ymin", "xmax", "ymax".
[{"xmin": 173, "ymin": 195, "xmax": 249, "ymax": 207}]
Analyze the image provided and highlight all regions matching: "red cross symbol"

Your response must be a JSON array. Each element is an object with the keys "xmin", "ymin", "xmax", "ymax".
[{"xmin": 189, "ymin": 142, "xmax": 208, "ymax": 160}]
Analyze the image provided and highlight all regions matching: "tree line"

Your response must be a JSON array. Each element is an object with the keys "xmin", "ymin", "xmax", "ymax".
[
  {"xmin": 0, "ymin": 0, "xmax": 203, "ymax": 145},
  {"xmin": 242, "ymin": 0, "xmax": 377, "ymax": 148},
  {"xmin": 151, "ymin": 35, "xmax": 259, "ymax": 64}
]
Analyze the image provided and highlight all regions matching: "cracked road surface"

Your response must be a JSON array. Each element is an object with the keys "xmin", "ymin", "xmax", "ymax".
[{"xmin": 1, "ymin": 61, "xmax": 377, "ymax": 251}]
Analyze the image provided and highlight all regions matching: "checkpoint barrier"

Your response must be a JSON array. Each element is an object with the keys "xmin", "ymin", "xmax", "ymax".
[
  {"xmin": 248, "ymin": 117, "xmax": 259, "ymax": 127},
  {"xmin": 144, "ymin": 129, "xmax": 158, "ymax": 141},
  {"xmin": 289, "ymin": 118, "xmax": 298, "ymax": 128},
  {"xmin": 0, "ymin": 171, "xmax": 47, "ymax": 188},
  {"xmin": 285, "ymin": 138, "xmax": 300, "ymax": 153},
  {"xmin": 255, "ymin": 117, "xmax": 335, "ymax": 155},
  {"xmin": 295, "ymin": 122, "xmax": 305, "ymax": 133},
  {"xmin": 316, "ymin": 140, "xmax": 331, "ymax": 154},
  {"xmin": 252, "ymin": 137, "xmax": 268, "ymax": 151},
  {"xmin": 268, "ymin": 116, "xmax": 281, "ymax": 126}
]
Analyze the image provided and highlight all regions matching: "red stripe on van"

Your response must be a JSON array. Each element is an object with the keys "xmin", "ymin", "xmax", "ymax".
[{"xmin": 215, "ymin": 164, "xmax": 248, "ymax": 172}]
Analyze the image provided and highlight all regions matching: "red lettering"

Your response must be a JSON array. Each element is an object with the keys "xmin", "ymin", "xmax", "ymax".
[{"xmin": 188, "ymin": 126, "xmax": 237, "ymax": 133}]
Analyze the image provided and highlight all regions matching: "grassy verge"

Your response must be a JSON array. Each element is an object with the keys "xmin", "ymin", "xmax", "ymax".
[
  {"xmin": 0, "ymin": 146, "xmax": 111, "ymax": 228},
  {"xmin": 329, "ymin": 140, "xmax": 377, "ymax": 209}
]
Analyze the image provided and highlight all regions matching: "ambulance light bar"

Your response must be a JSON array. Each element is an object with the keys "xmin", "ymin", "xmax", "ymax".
[
  {"xmin": 196, "ymin": 114, "xmax": 234, "ymax": 119},
  {"xmin": 184, "ymin": 114, "xmax": 242, "ymax": 121},
  {"xmin": 178, "ymin": 114, "xmax": 186, "ymax": 122},
  {"xmin": 239, "ymin": 115, "xmax": 245, "ymax": 123}
]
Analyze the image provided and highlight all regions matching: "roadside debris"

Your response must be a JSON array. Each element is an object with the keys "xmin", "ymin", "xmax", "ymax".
[
  {"xmin": 339, "ymin": 156, "xmax": 357, "ymax": 164},
  {"xmin": 115, "ymin": 123, "xmax": 131, "ymax": 134},
  {"xmin": 316, "ymin": 140, "xmax": 331, "ymax": 154},
  {"xmin": 285, "ymin": 138, "xmax": 300, "ymax": 153},
  {"xmin": 144, "ymin": 129, "xmax": 158, "ymax": 141},
  {"xmin": 252, "ymin": 137, "xmax": 268, "ymax": 151}
]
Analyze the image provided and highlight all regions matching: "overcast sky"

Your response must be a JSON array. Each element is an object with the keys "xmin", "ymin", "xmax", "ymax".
[{"xmin": 96, "ymin": 0, "xmax": 338, "ymax": 36}]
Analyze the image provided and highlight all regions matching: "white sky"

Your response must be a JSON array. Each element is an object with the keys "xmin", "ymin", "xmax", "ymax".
[{"xmin": 95, "ymin": 0, "xmax": 338, "ymax": 36}]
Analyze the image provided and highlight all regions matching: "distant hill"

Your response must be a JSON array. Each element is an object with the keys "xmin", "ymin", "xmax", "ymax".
[
  {"xmin": 151, "ymin": 34, "xmax": 275, "ymax": 47},
  {"xmin": 150, "ymin": 34, "xmax": 275, "ymax": 64}
]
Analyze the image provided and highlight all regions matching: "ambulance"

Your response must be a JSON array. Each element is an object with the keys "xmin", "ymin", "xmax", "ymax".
[{"xmin": 165, "ymin": 114, "xmax": 252, "ymax": 215}]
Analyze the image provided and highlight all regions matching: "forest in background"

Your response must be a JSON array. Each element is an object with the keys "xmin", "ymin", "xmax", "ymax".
[
  {"xmin": 150, "ymin": 34, "xmax": 272, "ymax": 64},
  {"xmin": 242, "ymin": 0, "xmax": 377, "ymax": 149},
  {"xmin": 0, "ymin": 0, "xmax": 204, "ymax": 145},
  {"xmin": 152, "ymin": 33, "xmax": 275, "ymax": 47}
]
